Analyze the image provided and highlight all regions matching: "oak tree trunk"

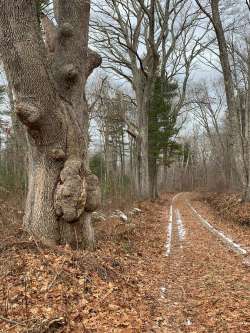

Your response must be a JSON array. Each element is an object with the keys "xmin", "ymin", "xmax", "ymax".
[
  {"xmin": 134, "ymin": 77, "xmax": 153, "ymax": 199},
  {"xmin": 137, "ymin": 108, "xmax": 150, "ymax": 198},
  {"xmin": 0, "ymin": 0, "xmax": 101, "ymax": 248},
  {"xmin": 148, "ymin": 156, "xmax": 159, "ymax": 200},
  {"xmin": 210, "ymin": 0, "xmax": 240, "ymax": 191},
  {"xmin": 242, "ymin": 46, "xmax": 250, "ymax": 201}
]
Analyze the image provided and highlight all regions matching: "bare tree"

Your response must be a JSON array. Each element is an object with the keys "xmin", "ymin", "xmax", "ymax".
[
  {"xmin": 90, "ymin": 79, "xmax": 139, "ymax": 198},
  {"xmin": 194, "ymin": 0, "xmax": 250, "ymax": 199},
  {"xmin": 0, "ymin": 1, "xmax": 101, "ymax": 248},
  {"xmin": 92, "ymin": 0, "xmax": 210, "ymax": 198},
  {"xmin": 190, "ymin": 81, "xmax": 236, "ymax": 188}
]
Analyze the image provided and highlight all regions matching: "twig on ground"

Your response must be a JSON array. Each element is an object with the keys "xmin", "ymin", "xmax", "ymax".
[
  {"xmin": 96, "ymin": 288, "xmax": 114, "ymax": 305},
  {"xmin": 46, "ymin": 257, "xmax": 67, "ymax": 291},
  {"xmin": 0, "ymin": 315, "xmax": 26, "ymax": 327}
]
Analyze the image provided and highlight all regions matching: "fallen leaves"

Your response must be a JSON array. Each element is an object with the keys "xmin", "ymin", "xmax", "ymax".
[
  {"xmin": 0, "ymin": 198, "xmax": 168, "ymax": 332},
  {"xmin": 203, "ymin": 192, "xmax": 250, "ymax": 225},
  {"xmin": 192, "ymin": 192, "xmax": 250, "ymax": 249},
  {"xmin": 0, "ymin": 192, "xmax": 249, "ymax": 332}
]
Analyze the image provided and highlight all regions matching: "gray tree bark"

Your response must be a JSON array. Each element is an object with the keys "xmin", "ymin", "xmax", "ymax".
[
  {"xmin": 243, "ymin": 44, "xmax": 250, "ymax": 200},
  {"xmin": 0, "ymin": 0, "xmax": 101, "ymax": 248}
]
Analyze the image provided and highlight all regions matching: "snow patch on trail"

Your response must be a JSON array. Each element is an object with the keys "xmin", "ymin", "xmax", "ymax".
[
  {"xmin": 165, "ymin": 205, "xmax": 173, "ymax": 256},
  {"xmin": 165, "ymin": 194, "xmax": 183, "ymax": 257},
  {"xmin": 159, "ymin": 286, "xmax": 166, "ymax": 299},
  {"xmin": 188, "ymin": 201, "xmax": 247, "ymax": 256},
  {"xmin": 172, "ymin": 192, "xmax": 183, "ymax": 202},
  {"xmin": 176, "ymin": 209, "xmax": 186, "ymax": 242}
]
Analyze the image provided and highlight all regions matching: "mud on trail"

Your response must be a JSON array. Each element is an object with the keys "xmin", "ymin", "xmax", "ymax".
[{"xmin": 0, "ymin": 193, "xmax": 249, "ymax": 332}]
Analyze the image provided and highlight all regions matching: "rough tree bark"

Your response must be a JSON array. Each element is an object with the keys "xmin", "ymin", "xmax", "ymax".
[
  {"xmin": 244, "ymin": 44, "xmax": 250, "ymax": 200},
  {"xmin": 136, "ymin": 86, "xmax": 151, "ymax": 199},
  {"xmin": 0, "ymin": 0, "xmax": 101, "ymax": 248},
  {"xmin": 148, "ymin": 155, "xmax": 159, "ymax": 200}
]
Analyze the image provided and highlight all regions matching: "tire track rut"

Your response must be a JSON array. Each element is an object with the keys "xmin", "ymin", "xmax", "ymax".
[{"xmin": 154, "ymin": 193, "xmax": 250, "ymax": 333}]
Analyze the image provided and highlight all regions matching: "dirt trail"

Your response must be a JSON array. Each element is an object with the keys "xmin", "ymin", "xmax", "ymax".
[
  {"xmin": 155, "ymin": 193, "xmax": 250, "ymax": 333},
  {"xmin": 0, "ymin": 193, "xmax": 249, "ymax": 332}
]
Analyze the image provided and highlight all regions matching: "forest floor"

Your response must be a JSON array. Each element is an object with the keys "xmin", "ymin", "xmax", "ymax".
[{"xmin": 0, "ymin": 192, "xmax": 249, "ymax": 332}]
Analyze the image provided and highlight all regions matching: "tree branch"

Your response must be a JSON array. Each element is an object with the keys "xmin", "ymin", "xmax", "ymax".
[{"xmin": 86, "ymin": 49, "xmax": 102, "ymax": 78}]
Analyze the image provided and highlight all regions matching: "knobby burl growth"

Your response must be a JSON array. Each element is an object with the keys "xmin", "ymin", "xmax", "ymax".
[
  {"xmin": 0, "ymin": 0, "xmax": 102, "ymax": 248},
  {"xmin": 54, "ymin": 159, "xmax": 101, "ymax": 222}
]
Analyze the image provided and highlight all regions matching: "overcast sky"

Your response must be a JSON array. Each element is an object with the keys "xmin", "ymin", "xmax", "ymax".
[{"xmin": 1, "ymin": 0, "xmax": 249, "ymax": 146}]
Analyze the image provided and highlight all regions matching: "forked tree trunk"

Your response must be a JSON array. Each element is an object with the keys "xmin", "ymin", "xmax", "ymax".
[{"xmin": 0, "ymin": 0, "xmax": 101, "ymax": 248}]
